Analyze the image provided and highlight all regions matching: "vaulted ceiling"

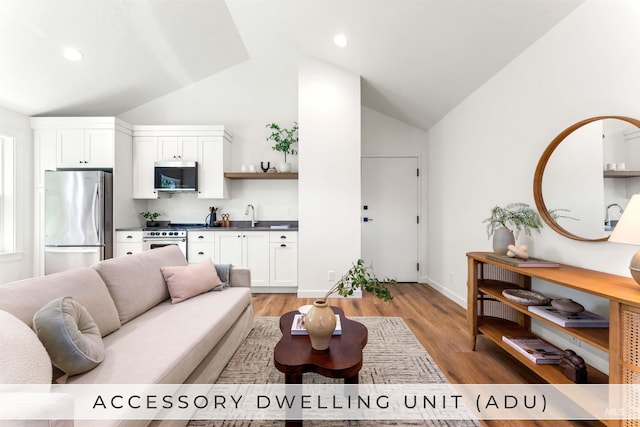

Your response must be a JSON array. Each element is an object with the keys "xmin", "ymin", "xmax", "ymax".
[{"xmin": 0, "ymin": 0, "xmax": 583, "ymax": 131}]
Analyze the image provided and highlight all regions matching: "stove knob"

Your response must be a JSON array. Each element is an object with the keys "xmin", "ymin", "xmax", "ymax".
[
  {"xmin": 169, "ymin": 231, "xmax": 175, "ymax": 236},
  {"xmin": 162, "ymin": 232, "xmax": 167, "ymax": 236}
]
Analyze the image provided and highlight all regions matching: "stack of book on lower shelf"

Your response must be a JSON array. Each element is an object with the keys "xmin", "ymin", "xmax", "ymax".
[
  {"xmin": 291, "ymin": 314, "xmax": 342, "ymax": 336},
  {"xmin": 528, "ymin": 306, "xmax": 609, "ymax": 328},
  {"xmin": 502, "ymin": 336, "xmax": 563, "ymax": 364}
]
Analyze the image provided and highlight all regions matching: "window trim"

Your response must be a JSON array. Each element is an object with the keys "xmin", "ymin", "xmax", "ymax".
[{"xmin": 0, "ymin": 134, "xmax": 15, "ymax": 255}]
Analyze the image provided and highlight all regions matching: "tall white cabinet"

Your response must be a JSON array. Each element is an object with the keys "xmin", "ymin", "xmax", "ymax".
[
  {"xmin": 30, "ymin": 117, "xmax": 138, "ymax": 276},
  {"xmin": 132, "ymin": 126, "xmax": 232, "ymax": 199}
]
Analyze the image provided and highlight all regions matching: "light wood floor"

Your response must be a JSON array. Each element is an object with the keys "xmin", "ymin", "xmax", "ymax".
[{"xmin": 252, "ymin": 283, "xmax": 604, "ymax": 427}]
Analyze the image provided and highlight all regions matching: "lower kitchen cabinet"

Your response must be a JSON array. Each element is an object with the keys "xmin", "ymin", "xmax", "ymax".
[
  {"xmin": 184, "ymin": 230, "xmax": 298, "ymax": 291},
  {"xmin": 115, "ymin": 231, "xmax": 143, "ymax": 257},
  {"xmin": 215, "ymin": 231, "xmax": 270, "ymax": 288}
]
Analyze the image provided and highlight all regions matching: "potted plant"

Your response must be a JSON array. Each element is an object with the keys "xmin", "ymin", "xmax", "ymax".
[
  {"xmin": 266, "ymin": 122, "xmax": 298, "ymax": 173},
  {"xmin": 305, "ymin": 259, "xmax": 396, "ymax": 350},
  {"xmin": 483, "ymin": 203, "xmax": 543, "ymax": 255},
  {"xmin": 140, "ymin": 211, "xmax": 161, "ymax": 227}
]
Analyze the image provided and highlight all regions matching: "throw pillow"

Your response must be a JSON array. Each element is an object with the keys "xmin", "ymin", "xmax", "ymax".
[
  {"xmin": 0, "ymin": 310, "xmax": 52, "ymax": 388},
  {"xmin": 161, "ymin": 258, "xmax": 223, "ymax": 303},
  {"xmin": 33, "ymin": 297, "xmax": 105, "ymax": 376}
]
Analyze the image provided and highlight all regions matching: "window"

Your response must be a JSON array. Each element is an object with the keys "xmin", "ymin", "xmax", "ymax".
[{"xmin": 0, "ymin": 134, "xmax": 15, "ymax": 254}]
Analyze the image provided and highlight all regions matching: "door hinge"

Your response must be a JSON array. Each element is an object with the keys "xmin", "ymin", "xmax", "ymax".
[
  {"xmin": 417, "ymin": 216, "xmax": 419, "ymax": 224},
  {"xmin": 417, "ymin": 262, "xmax": 420, "ymax": 271},
  {"xmin": 417, "ymin": 168, "xmax": 420, "ymax": 177}
]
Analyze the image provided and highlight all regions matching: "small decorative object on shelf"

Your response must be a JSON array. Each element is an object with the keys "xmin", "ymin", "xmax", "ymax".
[
  {"xmin": 260, "ymin": 161, "xmax": 270, "ymax": 173},
  {"xmin": 559, "ymin": 349, "xmax": 588, "ymax": 383},
  {"xmin": 502, "ymin": 289, "xmax": 550, "ymax": 306},
  {"xmin": 486, "ymin": 253, "xmax": 559, "ymax": 268},
  {"xmin": 551, "ymin": 298, "xmax": 584, "ymax": 314},
  {"xmin": 483, "ymin": 203, "xmax": 543, "ymax": 255},
  {"xmin": 528, "ymin": 305, "xmax": 609, "ymax": 328},
  {"xmin": 506, "ymin": 244, "xmax": 529, "ymax": 259},
  {"xmin": 502, "ymin": 336, "xmax": 563, "ymax": 364}
]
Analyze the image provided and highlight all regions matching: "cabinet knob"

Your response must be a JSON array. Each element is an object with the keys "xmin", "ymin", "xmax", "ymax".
[
  {"xmin": 126, "ymin": 251, "xmax": 133, "ymax": 255},
  {"xmin": 198, "ymin": 235, "xmax": 204, "ymax": 239},
  {"xmin": 280, "ymin": 235, "xmax": 287, "ymax": 239},
  {"xmin": 280, "ymin": 244, "xmax": 287, "ymax": 247},
  {"xmin": 126, "ymin": 235, "xmax": 133, "ymax": 239},
  {"xmin": 198, "ymin": 251, "xmax": 204, "ymax": 255}
]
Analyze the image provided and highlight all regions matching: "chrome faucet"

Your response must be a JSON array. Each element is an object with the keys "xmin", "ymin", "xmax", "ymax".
[
  {"xmin": 245, "ymin": 204, "xmax": 257, "ymax": 228},
  {"xmin": 605, "ymin": 203, "xmax": 624, "ymax": 226}
]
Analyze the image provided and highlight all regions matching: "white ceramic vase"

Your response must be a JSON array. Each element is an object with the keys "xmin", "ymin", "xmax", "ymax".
[
  {"xmin": 492, "ymin": 227, "xmax": 515, "ymax": 255},
  {"xmin": 277, "ymin": 162, "xmax": 291, "ymax": 173},
  {"xmin": 304, "ymin": 300, "xmax": 336, "ymax": 351}
]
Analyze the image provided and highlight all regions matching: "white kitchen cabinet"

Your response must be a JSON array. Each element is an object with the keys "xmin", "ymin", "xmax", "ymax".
[
  {"xmin": 57, "ymin": 128, "xmax": 114, "ymax": 168},
  {"xmin": 269, "ymin": 232, "xmax": 298, "ymax": 288},
  {"xmin": 187, "ymin": 230, "xmax": 215, "ymax": 264},
  {"xmin": 132, "ymin": 136, "xmax": 159, "ymax": 199},
  {"xmin": 158, "ymin": 136, "xmax": 198, "ymax": 161},
  {"xmin": 115, "ymin": 231, "xmax": 144, "ymax": 257},
  {"xmin": 215, "ymin": 231, "xmax": 270, "ymax": 287},
  {"xmin": 197, "ymin": 136, "xmax": 230, "ymax": 199},
  {"xmin": 132, "ymin": 126, "xmax": 231, "ymax": 200}
]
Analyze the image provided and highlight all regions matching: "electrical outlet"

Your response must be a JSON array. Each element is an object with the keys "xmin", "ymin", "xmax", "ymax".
[
  {"xmin": 568, "ymin": 336, "xmax": 581, "ymax": 347},
  {"xmin": 328, "ymin": 271, "xmax": 335, "ymax": 281}
]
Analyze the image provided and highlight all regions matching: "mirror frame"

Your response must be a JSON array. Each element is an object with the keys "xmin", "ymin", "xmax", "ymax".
[{"xmin": 533, "ymin": 115, "xmax": 640, "ymax": 242}]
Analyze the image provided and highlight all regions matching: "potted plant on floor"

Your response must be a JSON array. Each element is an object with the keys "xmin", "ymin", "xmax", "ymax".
[
  {"xmin": 266, "ymin": 122, "xmax": 298, "ymax": 173},
  {"xmin": 305, "ymin": 259, "xmax": 396, "ymax": 350},
  {"xmin": 483, "ymin": 203, "xmax": 543, "ymax": 255}
]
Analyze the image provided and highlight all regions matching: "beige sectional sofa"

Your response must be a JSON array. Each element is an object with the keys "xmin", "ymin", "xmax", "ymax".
[{"xmin": 0, "ymin": 245, "xmax": 254, "ymax": 427}]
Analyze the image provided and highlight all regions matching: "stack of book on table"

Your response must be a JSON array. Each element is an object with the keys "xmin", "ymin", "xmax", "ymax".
[
  {"xmin": 528, "ymin": 306, "xmax": 609, "ymax": 328},
  {"xmin": 291, "ymin": 314, "xmax": 342, "ymax": 336},
  {"xmin": 502, "ymin": 336, "xmax": 563, "ymax": 364}
]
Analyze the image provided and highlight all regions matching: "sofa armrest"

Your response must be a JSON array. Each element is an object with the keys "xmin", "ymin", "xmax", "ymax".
[{"xmin": 229, "ymin": 267, "xmax": 251, "ymax": 288}]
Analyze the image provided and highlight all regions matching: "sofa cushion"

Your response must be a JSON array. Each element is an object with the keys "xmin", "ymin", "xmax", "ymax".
[
  {"xmin": 0, "ymin": 268, "xmax": 121, "ymax": 337},
  {"xmin": 161, "ymin": 258, "xmax": 222, "ymax": 303},
  {"xmin": 33, "ymin": 297, "xmax": 105, "ymax": 376},
  {"xmin": 0, "ymin": 310, "xmax": 52, "ymax": 387},
  {"xmin": 93, "ymin": 245, "xmax": 187, "ymax": 324},
  {"xmin": 66, "ymin": 287, "xmax": 252, "ymax": 385}
]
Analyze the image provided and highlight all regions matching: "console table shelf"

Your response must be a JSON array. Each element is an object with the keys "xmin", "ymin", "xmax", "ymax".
[{"xmin": 467, "ymin": 251, "xmax": 640, "ymax": 426}]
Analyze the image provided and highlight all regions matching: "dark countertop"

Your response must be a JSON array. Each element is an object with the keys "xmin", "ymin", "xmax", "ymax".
[{"xmin": 116, "ymin": 220, "xmax": 298, "ymax": 232}]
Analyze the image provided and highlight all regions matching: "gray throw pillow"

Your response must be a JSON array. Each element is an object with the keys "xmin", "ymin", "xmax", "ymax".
[{"xmin": 33, "ymin": 297, "xmax": 105, "ymax": 376}]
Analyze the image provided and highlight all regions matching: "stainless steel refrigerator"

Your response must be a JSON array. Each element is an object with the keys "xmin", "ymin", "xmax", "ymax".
[{"xmin": 44, "ymin": 170, "xmax": 113, "ymax": 275}]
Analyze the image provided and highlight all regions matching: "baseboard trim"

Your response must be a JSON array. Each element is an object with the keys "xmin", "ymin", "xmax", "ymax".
[{"xmin": 421, "ymin": 276, "xmax": 466, "ymax": 308}]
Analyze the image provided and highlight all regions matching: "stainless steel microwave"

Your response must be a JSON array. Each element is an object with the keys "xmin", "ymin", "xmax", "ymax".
[{"xmin": 154, "ymin": 161, "xmax": 198, "ymax": 192}]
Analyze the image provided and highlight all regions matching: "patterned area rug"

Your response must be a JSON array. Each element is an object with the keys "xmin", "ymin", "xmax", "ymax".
[{"xmin": 188, "ymin": 316, "xmax": 479, "ymax": 427}]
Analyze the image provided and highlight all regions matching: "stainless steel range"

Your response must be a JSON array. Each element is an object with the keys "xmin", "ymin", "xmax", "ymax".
[{"xmin": 142, "ymin": 227, "xmax": 187, "ymax": 256}]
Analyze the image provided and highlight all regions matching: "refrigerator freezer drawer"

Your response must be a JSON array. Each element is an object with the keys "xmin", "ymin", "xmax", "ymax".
[{"xmin": 45, "ymin": 247, "xmax": 103, "ymax": 275}]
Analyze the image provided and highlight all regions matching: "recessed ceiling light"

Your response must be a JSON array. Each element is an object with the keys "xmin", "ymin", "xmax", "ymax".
[
  {"xmin": 63, "ymin": 48, "xmax": 83, "ymax": 61},
  {"xmin": 333, "ymin": 34, "xmax": 348, "ymax": 48}
]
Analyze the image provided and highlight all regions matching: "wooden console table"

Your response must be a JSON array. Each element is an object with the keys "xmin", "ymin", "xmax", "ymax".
[{"xmin": 467, "ymin": 252, "xmax": 640, "ymax": 407}]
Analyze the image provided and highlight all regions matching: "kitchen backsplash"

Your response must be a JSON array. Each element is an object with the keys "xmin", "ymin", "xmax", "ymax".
[{"xmin": 142, "ymin": 179, "xmax": 298, "ymax": 225}]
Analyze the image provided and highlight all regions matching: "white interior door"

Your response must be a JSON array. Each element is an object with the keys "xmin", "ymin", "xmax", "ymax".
[{"xmin": 361, "ymin": 157, "xmax": 419, "ymax": 282}]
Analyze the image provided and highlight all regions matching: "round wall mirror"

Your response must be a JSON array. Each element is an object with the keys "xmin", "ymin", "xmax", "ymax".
[{"xmin": 533, "ymin": 116, "xmax": 640, "ymax": 241}]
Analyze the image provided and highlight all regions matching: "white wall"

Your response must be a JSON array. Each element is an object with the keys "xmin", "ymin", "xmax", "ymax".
[
  {"xmin": 425, "ymin": 0, "xmax": 640, "ymax": 373},
  {"xmin": 297, "ymin": 57, "xmax": 361, "ymax": 298},
  {"xmin": 119, "ymin": 54, "xmax": 299, "ymax": 224},
  {"xmin": 0, "ymin": 107, "xmax": 33, "ymax": 283}
]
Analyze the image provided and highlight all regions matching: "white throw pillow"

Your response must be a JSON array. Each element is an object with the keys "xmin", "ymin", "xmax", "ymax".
[
  {"xmin": 161, "ymin": 258, "xmax": 223, "ymax": 303},
  {"xmin": 0, "ymin": 309, "xmax": 52, "ymax": 387}
]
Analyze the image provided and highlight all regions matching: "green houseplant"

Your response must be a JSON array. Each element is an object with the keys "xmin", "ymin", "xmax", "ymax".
[
  {"xmin": 483, "ymin": 203, "xmax": 543, "ymax": 254},
  {"xmin": 305, "ymin": 259, "xmax": 396, "ymax": 350},
  {"xmin": 266, "ymin": 122, "xmax": 298, "ymax": 172},
  {"xmin": 140, "ymin": 211, "xmax": 161, "ymax": 227}
]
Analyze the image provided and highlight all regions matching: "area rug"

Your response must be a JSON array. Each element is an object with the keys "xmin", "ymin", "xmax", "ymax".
[{"xmin": 188, "ymin": 316, "xmax": 479, "ymax": 427}]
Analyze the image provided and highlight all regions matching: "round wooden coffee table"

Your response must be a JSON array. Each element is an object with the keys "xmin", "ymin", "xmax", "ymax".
[{"xmin": 274, "ymin": 306, "xmax": 368, "ymax": 384}]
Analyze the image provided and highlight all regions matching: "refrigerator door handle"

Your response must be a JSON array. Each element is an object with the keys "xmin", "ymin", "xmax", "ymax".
[
  {"xmin": 92, "ymin": 182, "xmax": 100, "ymax": 242},
  {"xmin": 45, "ymin": 247, "xmax": 103, "ymax": 253}
]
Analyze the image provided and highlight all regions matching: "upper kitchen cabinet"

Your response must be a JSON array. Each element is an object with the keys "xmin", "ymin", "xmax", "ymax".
[
  {"xmin": 30, "ymin": 117, "xmax": 132, "ymax": 171},
  {"xmin": 132, "ymin": 125, "xmax": 232, "ymax": 199}
]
